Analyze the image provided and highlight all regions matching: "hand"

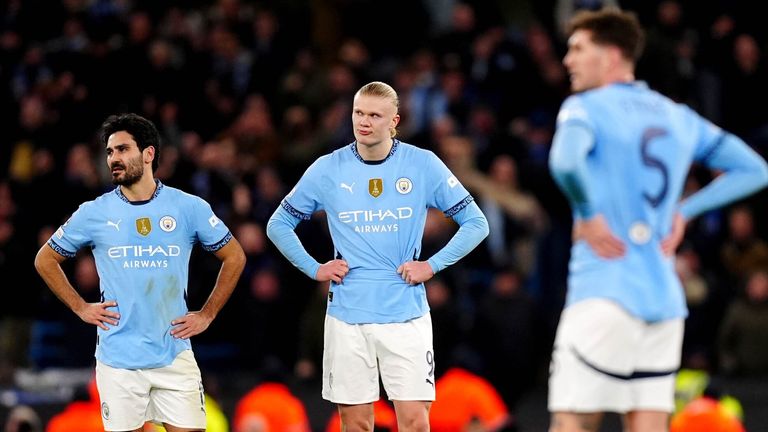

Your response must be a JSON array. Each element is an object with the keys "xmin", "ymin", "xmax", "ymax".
[
  {"xmin": 170, "ymin": 311, "xmax": 213, "ymax": 339},
  {"xmin": 397, "ymin": 261, "xmax": 434, "ymax": 285},
  {"xmin": 574, "ymin": 214, "xmax": 626, "ymax": 259},
  {"xmin": 661, "ymin": 212, "xmax": 687, "ymax": 256},
  {"xmin": 75, "ymin": 301, "xmax": 120, "ymax": 331},
  {"xmin": 316, "ymin": 259, "xmax": 349, "ymax": 283}
]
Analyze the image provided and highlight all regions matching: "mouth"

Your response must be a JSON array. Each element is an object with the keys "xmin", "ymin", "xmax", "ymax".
[{"xmin": 111, "ymin": 166, "xmax": 125, "ymax": 174}]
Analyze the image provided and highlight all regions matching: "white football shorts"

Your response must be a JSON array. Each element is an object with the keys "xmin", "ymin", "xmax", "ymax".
[
  {"xmin": 548, "ymin": 298, "xmax": 683, "ymax": 413},
  {"xmin": 322, "ymin": 313, "xmax": 436, "ymax": 404},
  {"xmin": 95, "ymin": 349, "xmax": 206, "ymax": 431}
]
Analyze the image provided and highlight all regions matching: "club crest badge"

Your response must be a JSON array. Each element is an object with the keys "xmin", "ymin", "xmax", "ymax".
[
  {"xmin": 396, "ymin": 177, "xmax": 413, "ymax": 194},
  {"xmin": 136, "ymin": 217, "xmax": 152, "ymax": 236},
  {"xmin": 159, "ymin": 215, "xmax": 177, "ymax": 232},
  {"xmin": 369, "ymin": 178, "xmax": 383, "ymax": 198},
  {"xmin": 101, "ymin": 402, "xmax": 110, "ymax": 420}
]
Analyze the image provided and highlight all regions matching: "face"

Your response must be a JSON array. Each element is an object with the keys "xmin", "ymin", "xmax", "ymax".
[
  {"xmin": 563, "ymin": 29, "xmax": 610, "ymax": 92},
  {"xmin": 352, "ymin": 93, "xmax": 399, "ymax": 147},
  {"xmin": 106, "ymin": 131, "xmax": 148, "ymax": 186}
]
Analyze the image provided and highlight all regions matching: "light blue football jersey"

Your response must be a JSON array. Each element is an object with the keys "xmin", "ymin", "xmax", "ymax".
[
  {"xmin": 555, "ymin": 82, "xmax": 737, "ymax": 322},
  {"xmin": 48, "ymin": 181, "xmax": 232, "ymax": 369},
  {"xmin": 282, "ymin": 140, "xmax": 474, "ymax": 324}
]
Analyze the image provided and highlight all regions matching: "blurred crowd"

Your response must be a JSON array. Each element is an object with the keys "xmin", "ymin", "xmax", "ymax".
[{"xmin": 1, "ymin": 0, "xmax": 768, "ymax": 429}]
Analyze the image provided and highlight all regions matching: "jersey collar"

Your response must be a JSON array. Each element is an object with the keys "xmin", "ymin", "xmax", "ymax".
[
  {"xmin": 114, "ymin": 179, "xmax": 163, "ymax": 204},
  {"xmin": 350, "ymin": 139, "xmax": 400, "ymax": 165}
]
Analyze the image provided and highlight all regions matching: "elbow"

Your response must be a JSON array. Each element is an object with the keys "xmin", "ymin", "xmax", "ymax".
[
  {"xmin": 757, "ymin": 160, "xmax": 768, "ymax": 188},
  {"xmin": 33, "ymin": 247, "xmax": 47, "ymax": 274},
  {"xmin": 265, "ymin": 217, "xmax": 280, "ymax": 243}
]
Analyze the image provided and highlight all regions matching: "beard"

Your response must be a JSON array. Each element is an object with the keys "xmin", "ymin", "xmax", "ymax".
[{"xmin": 111, "ymin": 156, "xmax": 144, "ymax": 186}]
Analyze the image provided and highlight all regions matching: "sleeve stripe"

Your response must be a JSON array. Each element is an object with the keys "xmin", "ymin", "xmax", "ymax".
[
  {"xmin": 47, "ymin": 239, "xmax": 76, "ymax": 258},
  {"xmin": 700, "ymin": 132, "xmax": 727, "ymax": 164},
  {"xmin": 202, "ymin": 231, "xmax": 233, "ymax": 252},
  {"xmin": 281, "ymin": 200, "xmax": 311, "ymax": 221},
  {"xmin": 444, "ymin": 195, "xmax": 474, "ymax": 217}
]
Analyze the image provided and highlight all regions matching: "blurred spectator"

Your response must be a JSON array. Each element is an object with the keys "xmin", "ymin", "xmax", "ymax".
[
  {"xmin": 471, "ymin": 269, "xmax": 541, "ymax": 408},
  {"xmin": 46, "ymin": 378, "xmax": 102, "ymax": 432},
  {"xmin": 295, "ymin": 281, "xmax": 328, "ymax": 381},
  {"xmin": 429, "ymin": 359, "xmax": 513, "ymax": 432},
  {"xmin": 717, "ymin": 269, "xmax": 768, "ymax": 376},
  {"xmin": 720, "ymin": 205, "xmax": 768, "ymax": 284},
  {"xmin": 233, "ymin": 358, "xmax": 311, "ymax": 432},
  {"xmin": 425, "ymin": 277, "xmax": 464, "ymax": 378},
  {"xmin": 671, "ymin": 396, "xmax": 745, "ymax": 432},
  {"xmin": 3, "ymin": 405, "xmax": 42, "ymax": 432}
]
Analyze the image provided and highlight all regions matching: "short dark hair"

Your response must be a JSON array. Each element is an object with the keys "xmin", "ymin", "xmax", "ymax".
[
  {"xmin": 100, "ymin": 113, "xmax": 161, "ymax": 171},
  {"xmin": 567, "ymin": 8, "xmax": 645, "ymax": 62}
]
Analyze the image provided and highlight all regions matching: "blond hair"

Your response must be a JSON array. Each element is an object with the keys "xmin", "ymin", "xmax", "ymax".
[{"xmin": 356, "ymin": 81, "xmax": 400, "ymax": 138}]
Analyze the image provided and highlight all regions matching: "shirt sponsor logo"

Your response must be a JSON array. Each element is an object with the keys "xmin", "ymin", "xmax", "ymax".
[
  {"xmin": 369, "ymin": 178, "xmax": 383, "ymax": 197},
  {"xmin": 338, "ymin": 207, "xmax": 412, "ymax": 233},
  {"xmin": 108, "ymin": 244, "xmax": 181, "ymax": 269},
  {"xmin": 136, "ymin": 217, "xmax": 152, "ymax": 236}
]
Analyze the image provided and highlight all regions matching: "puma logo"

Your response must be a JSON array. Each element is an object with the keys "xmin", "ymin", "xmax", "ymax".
[
  {"xmin": 107, "ymin": 219, "xmax": 121, "ymax": 231},
  {"xmin": 340, "ymin": 182, "xmax": 354, "ymax": 194}
]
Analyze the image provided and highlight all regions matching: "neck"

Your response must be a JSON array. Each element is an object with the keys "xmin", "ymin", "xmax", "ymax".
[
  {"xmin": 120, "ymin": 175, "xmax": 157, "ymax": 202},
  {"xmin": 357, "ymin": 138, "xmax": 394, "ymax": 161}
]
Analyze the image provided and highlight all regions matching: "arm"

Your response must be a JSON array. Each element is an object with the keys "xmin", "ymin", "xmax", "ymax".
[
  {"xmin": 34, "ymin": 244, "xmax": 120, "ymax": 330},
  {"xmin": 679, "ymin": 133, "xmax": 768, "ymax": 220},
  {"xmin": 397, "ymin": 201, "xmax": 489, "ymax": 284},
  {"xmin": 663, "ymin": 134, "xmax": 768, "ymax": 255},
  {"xmin": 171, "ymin": 237, "xmax": 246, "ymax": 339},
  {"xmin": 266, "ymin": 205, "xmax": 348, "ymax": 283},
  {"xmin": 549, "ymin": 122, "xmax": 626, "ymax": 258}
]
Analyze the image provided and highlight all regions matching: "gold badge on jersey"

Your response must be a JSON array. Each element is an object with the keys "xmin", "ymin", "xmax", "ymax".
[
  {"xmin": 369, "ymin": 178, "xmax": 383, "ymax": 197},
  {"xmin": 136, "ymin": 217, "xmax": 152, "ymax": 236}
]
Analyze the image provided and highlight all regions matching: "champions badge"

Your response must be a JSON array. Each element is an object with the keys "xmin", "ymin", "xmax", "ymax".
[
  {"xmin": 369, "ymin": 178, "xmax": 383, "ymax": 197},
  {"xmin": 136, "ymin": 217, "xmax": 152, "ymax": 236}
]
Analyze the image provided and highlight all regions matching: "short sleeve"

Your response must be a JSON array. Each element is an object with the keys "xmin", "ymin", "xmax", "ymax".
[
  {"xmin": 48, "ymin": 203, "xmax": 93, "ymax": 258},
  {"xmin": 425, "ymin": 151, "xmax": 473, "ymax": 216},
  {"xmin": 281, "ymin": 156, "xmax": 326, "ymax": 220},
  {"xmin": 189, "ymin": 196, "xmax": 232, "ymax": 252}
]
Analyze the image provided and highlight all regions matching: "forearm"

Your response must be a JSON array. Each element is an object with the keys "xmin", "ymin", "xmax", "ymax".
[
  {"xmin": 682, "ymin": 133, "xmax": 768, "ymax": 219},
  {"xmin": 34, "ymin": 246, "xmax": 86, "ymax": 314},
  {"xmin": 201, "ymin": 241, "xmax": 246, "ymax": 320},
  {"xmin": 549, "ymin": 123, "xmax": 595, "ymax": 219},
  {"xmin": 427, "ymin": 201, "xmax": 489, "ymax": 273},
  {"xmin": 266, "ymin": 206, "xmax": 321, "ymax": 279}
]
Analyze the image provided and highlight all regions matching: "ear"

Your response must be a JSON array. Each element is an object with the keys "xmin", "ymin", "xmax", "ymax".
[
  {"xmin": 144, "ymin": 146, "xmax": 155, "ymax": 165},
  {"xmin": 391, "ymin": 113, "xmax": 400, "ymax": 128}
]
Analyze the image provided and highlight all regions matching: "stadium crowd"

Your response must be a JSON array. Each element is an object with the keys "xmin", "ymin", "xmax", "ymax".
[{"xmin": 1, "ymin": 0, "xmax": 767, "ymax": 430}]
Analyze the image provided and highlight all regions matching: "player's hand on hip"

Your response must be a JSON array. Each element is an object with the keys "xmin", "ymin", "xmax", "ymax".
[
  {"xmin": 316, "ymin": 259, "xmax": 349, "ymax": 284},
  {"xmin": 397, "ymin": 261, "xmax": 434, "ymax": 285},
  {"xmin": 576, "ymin": 214, "xmax": 626, "ymax": 259},
  {"xmin": 661, "ymin": 212, "xmax": 687, "ymax": 256},
  {"xmin": 170, "ymin": 311, "xmax": 213, "ymax": 339},
  {"xmin": 76, "ymin": 301, "xmax": 120, "ymax": 331}
]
